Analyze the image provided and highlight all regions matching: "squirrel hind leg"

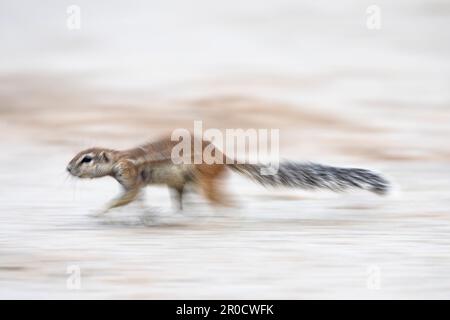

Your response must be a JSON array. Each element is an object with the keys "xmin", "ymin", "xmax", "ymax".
[
  {"xmin": 169, "ymin": 185, "xmax": 185, "ymax": 211},
  {"xmin": 198, "ymin": 175, "xmax": 235, "ymax": 208},
  {"xmin": 193, "ymin": 164, "xmax": 232, "ymax": 207}
]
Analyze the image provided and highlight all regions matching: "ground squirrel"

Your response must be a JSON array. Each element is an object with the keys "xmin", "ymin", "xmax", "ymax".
[{"xmin": 67, "ymin": 136, "xmax": 390, "ymax": 214}]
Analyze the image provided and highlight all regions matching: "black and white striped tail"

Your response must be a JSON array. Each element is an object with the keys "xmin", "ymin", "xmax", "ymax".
[{"xmin": 229, "ymin": 162, "xmax": 390, "ymax": 195}]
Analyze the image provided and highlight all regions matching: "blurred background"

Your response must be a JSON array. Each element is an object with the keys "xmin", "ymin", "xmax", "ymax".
[{"xmin": 1, "ymin": 0, "xmax": 450, "ymax": 299}]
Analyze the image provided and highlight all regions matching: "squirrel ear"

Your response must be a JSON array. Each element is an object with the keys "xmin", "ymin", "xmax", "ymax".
[{"xmin": 100, "ymin": 151, "xmax": 110, "ymax": 162}]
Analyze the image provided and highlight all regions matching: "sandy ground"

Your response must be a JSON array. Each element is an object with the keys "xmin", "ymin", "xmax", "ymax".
[{"xmin": 1, "ymin": 0, "xmax": 450, "ymax": 299}]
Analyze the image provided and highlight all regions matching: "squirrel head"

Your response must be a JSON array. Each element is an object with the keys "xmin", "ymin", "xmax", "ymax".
[{"xmin": 67, "ymin": 148, "xmax": 116, "ymax": 178}]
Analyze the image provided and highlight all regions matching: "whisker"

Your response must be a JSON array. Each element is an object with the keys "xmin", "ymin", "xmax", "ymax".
[{"xmin": 72, "ymin": 178, "xmax": 78, "ymax": 201}]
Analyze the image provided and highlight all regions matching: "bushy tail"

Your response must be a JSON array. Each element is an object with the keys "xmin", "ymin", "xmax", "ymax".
[{"xmin": 229, "ymin": 162, "xmax": 390, "ymax": 195}]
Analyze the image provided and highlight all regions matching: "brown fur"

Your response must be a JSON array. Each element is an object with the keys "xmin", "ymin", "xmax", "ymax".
[
  {"xmin": 67, "ymin": 136, "xmax": 230, "ymax": 213},
  {"xmin": 67, "ymin": 135, "xmax": 390, "ymax": 214}
]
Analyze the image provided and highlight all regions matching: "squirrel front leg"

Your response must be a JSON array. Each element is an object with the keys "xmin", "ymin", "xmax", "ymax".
[
  {"xmin": 98, "ymin": 160, "xmax": 141, "ymax": 215},
  {"xmin": 98, "ymin": 187, "xmax": 141, "ymax": 214}
]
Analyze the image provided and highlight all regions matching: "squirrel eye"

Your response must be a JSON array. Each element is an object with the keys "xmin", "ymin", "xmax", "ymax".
[{"xmin": 81, "ymin": 156, "xmax": 92, "ymax": 163}]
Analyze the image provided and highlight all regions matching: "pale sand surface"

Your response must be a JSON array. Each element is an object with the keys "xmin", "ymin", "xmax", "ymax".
[
  {"xmin": 1, "ymin": 74, "xmax": 450, "ymax": 299},
  {"xmin": 1, "ymin": 0, "xmax": 450, "ymax": 299}
]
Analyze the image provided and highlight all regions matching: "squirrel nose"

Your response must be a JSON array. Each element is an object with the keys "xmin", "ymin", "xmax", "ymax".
[{"xmin": 66, "ymin": 165, "xmax": 72, "ymax": 173}]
